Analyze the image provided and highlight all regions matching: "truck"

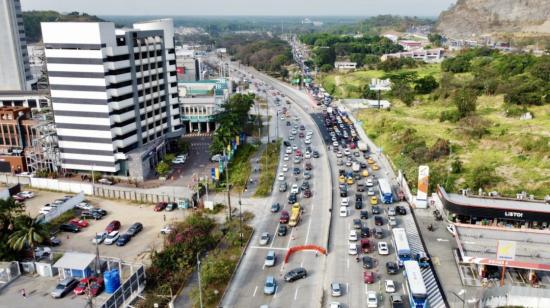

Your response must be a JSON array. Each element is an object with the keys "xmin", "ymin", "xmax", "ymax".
[
  {"xmin": 352, "ymin": 162, "xmax": 361, "ymax": 172},
  {"xmin": 326, "ymin": 106, "xmax": 333, "ymax": 114},
  {"xmin": 357, "ymin": 141, "xmax": 368, "ymax": 152},
  {"xmin": 288, "ymin": 203, "xmax": 301, "ymax": 227}
]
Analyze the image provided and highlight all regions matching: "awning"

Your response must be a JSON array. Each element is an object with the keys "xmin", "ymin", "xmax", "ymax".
[{"xmin": 53, "ymin": 252, "xmax": 96, "ymax": 270}]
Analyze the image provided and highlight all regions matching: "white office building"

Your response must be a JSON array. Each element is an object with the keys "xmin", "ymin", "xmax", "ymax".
[
  {"xmin": 0, "ymin": 0, "xmax": 34, "ymax": 91},
  {"xmin": 41, "ymin": 19, "xmax": 183, "ymax": 180}
]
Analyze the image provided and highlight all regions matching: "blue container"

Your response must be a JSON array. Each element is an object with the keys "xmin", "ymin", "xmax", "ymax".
[{"xmin": 104, "ymin": 269, "xmax": 121, "ymax": 294}]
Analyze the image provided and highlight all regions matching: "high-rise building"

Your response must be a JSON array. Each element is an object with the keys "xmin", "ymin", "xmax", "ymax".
[
  {"xmin": 41, "ymin": 20, "xmax": 182, "ymax": 180},
  {"xmin": 0, "ymin": 0, "xmax": 33, "ymax": 91}
]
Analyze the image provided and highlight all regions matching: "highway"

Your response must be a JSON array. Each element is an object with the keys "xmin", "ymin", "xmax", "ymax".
[{"xmin": 220, "ymin": 63, "xmax": 333, "ymax": 308}]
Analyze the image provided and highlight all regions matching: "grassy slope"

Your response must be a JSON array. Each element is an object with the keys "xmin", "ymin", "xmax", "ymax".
[{"xmin": 323, "ymin": 66, "xmax": 550, "ymax": 198}]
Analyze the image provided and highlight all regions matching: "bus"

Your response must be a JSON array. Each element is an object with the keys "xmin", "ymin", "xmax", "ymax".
[
  {"xmin": 392, "ymin": 228, "xmax": 412, "ymax": 261},
  {"xmin": 378, "ymin": 178, "xmax": 394, "ymax": 204},
  {"xmin": 403, "ymin": 260, "xmax": 429, "ymax": 308}
]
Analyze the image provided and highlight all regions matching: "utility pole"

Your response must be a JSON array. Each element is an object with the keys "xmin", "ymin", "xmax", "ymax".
[
  {"xmin": 239, "ymin": 191, "xmax": 243, "ymax": 247},
  {"xmin": 276, "ymin": 110, "xmax": 279, "ymax": 139},
  {"xmin": 197, "ymin": 252, "xmax": 204, "ymax": 308},
  {"xmin": 266, "ymin": 98, "xmax": 270, "ymax": 144},
  {"xmin": 226, "ymin": 162, "xmax": 232, "ymax": 221}
]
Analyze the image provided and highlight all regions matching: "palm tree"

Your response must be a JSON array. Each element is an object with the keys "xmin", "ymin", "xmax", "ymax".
[{"xmin": 7, "ymin": 215, "xmax": 49, "ymax": 260}]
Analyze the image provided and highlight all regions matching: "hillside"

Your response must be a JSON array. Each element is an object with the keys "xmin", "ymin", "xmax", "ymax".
[
  {"xmin": 23, "ymin": 11, "xmax": 105, "ymax": 43},
  {"xmin": 436, "ymin": 0, "xmax": 550, "ymax": 38}
]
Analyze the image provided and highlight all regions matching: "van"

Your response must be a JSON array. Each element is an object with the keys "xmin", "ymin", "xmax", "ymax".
[{"xmin": 339, "ymin": 206, "xmax": 348, "ymax": 217}]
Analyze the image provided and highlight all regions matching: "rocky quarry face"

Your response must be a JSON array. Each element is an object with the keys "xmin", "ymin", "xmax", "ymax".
[{"xmin": 436, "ymin": 0, "xmax": 550, "ymax": 38}]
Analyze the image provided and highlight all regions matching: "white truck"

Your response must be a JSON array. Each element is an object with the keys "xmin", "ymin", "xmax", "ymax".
[
  {"xmin": 352, "ymin": 162, "xmax": 360, "ymax": 172},
  {"xmin": 357, "ymin": 141, "xmax": 368, "ymax": 152}
]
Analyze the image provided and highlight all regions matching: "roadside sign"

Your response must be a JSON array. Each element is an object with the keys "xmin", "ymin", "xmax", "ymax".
[{"xmin": 496, "ymin": 240, "xmax": 517, "ymax": 261}]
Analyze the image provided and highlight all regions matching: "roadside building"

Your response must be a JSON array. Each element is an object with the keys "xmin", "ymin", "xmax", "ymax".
[
  {"xmin": 0, "ymin": 106, "xmax": 38, "ymax": 173},
  {"xmin": 398, "ymin": 40, "xmax": 423, "ymax": 51},
  {"xmin": 41, "ymin": 19, "xmax": 183, "ymax": 180},
  {"xmin": 334, "ymin": 61, "xmax": 357, "ymax": 71},
  {"xmin": 179, "ymin": 79, "xmax": 230, "ymax": 134},
  {"xmin": 381, "ymin": 48, "xmax": 444, "ymax": 63},
  {"xmin": 481, "ymin": 285, "xmax": 550, "ymax": 308}
]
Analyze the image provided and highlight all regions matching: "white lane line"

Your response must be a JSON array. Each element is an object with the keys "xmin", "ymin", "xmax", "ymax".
[
  {"xmin": 294, "ymin": 287, "xmax": 299, "ymax": 300},
  {"xmin": 347, "ymin": 257, "xmax": 350, "ymax": 269},
  {"xmin": 365, "ymin": 283, "xmax": 369, "ymax": 295},
  {"xmin": 250, "ymin": 246, "xmax": 287, "ymax": 251},
  {"xmin": 273, "ymin": 286, "xmax": 279, "ymax": 298},
  {"xmin": 253, "ymin": 286, "xmax": 258, "ymax": 297},
  {"xmin": 287, "ymin": 227, "xmax": 294, "ymax": 249}
]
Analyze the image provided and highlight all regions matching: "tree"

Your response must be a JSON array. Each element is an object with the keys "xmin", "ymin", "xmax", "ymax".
[
  {"xmin": 428, "ymin": 33, "xmax": 444, "ymax": 47},
  {"xmin": 361, "ymin": 85, "xmax": 378, "ymax": 99},
  {"xmin": 453, "ymin": 88, "xmax": 478, "ymax": 118},
  {"xmin": 313, "ymin": 46, "xmax": 336, "ymax": 68},
  {"xmin": 392, "ymin": 82, "xmax": 415, "ymax": 106},
  {"xmin": 320, "ymin": 64, "xmax": 334, "ymax": 72},
  {"xmin": 414, "ymin": 75, "xmax": 439, "ymax": 94},
  {"xmin": 156, "ymin": 161, "xmax": 170, "ymax": 176},
  {"xmin": 442, "ymin": 56, "xmax": 471, "ymax": 73},
  {"xmin": 466, "ymin": 165, "xmax": 499, "ymax": 190},
  {"xmin": 7, "ymin": 215, "xmax": 48, "ymax": 260}
]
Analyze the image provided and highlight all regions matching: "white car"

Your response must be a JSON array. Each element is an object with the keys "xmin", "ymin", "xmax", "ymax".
[
  {"xmin": 339, "ymin": 206, "xmax": 348, "ymax": 217},
  {"xmin": 76, "ymin": 202, "xmax": 93, "ymax": 211},
  {"xmin": 278, "ymin": 173, "xmax": 285, "ymax": 181},
  {"xmin": 282, "ymin": 164, "xmax": 289, "ymax": 172},
  {"xmin": 367, "ymin": 188, "xmax": 375, "ymax": 196},
  {"xmin": 340, "ymin": 197, "xmax": 349, "ymax": 207},
  {"xmin": 389, "ymin": 216, "xmax": 397, "ymax": 227},
  {"xmin": 289, "ymin": 135, "xmax": 295, "ymax": 140},
  {"xmin": 291, "ymin": 129, "xmax": 297, "ymax": 135},
  {"xmin": 172, "ymin": 158, "xmax": 185, "ymax": 164},
  {"xmin": 336, "ymin": 151, "xmax": 343, "ymax": 158},
  {"xmin": 17, "ymin": 191, "xmax": 35, "ymax": 199},
  {"xmin": 103, "ymin": 231, "xmax": 120, "ymax": 245},
  {"xmin": 329, "ymin": 303, "xmax": 342, "ymax": 308},
  {"xmin": 292, "ymin": 145, "xmax": 298, "ymax": 150},
  {"xmin": 286, "ymin": 147, "xmax": 292, "ymax": 154},
  {"xmin": 291, "ymin": 184, "xmax": 299, "ymax": 194},
  {"xmin": 264, "ymin": 250, "xmax": 276, "ymax": 267},
  {"xmin": 259, "ymin": 232, "xmax": 271, "ymax": 246},
  {"xmin": 385, "ymin": 280, "xmax": 395, "ymax": 293},
  {"xmin": 367, "ymin": 291, "xmax": 378, "ymax": 307},
  {"xmin": 160, "ymin": 225, "xmax": 173, "ymax": 234},
  {"xmin": 332, "ymin": 141, "xmax": 339, "ymax": 147},
  {"xmin": 176, "ymin": 154, "xmax": 187, "ymax": 160},
  {"xmin": 304, "ymin": 152, "xmax": 311, "ymax": 159},
  {"xmin": 283, "ymin": 154, "xmax": 290, "ymax": 161},
  {"xmin": 348, "ymin": 230, "xmax": 358, "ymax": 241},
  {"xmin": 348, "ymin": 243, "xmax": 358, "ymax": 255},
  {"xmin": 377, "ymin": 241, "xmax": 389, "ymax": 255},
  {"xmin": 344, "ymin": 149, "xmax": 351, "ymax": 156},
  {"xmin": 366, "ymin": 179, "xmax": 374, "ymax": 187},
  {"xmin": 304, "ymin": 138, "xmax": 311, "ymax": 144}
]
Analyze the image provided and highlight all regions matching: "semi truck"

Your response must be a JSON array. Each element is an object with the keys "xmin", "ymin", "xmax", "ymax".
[{"xmin": 288, "ymin": 203, "xmax": 301, "ymax": 227}]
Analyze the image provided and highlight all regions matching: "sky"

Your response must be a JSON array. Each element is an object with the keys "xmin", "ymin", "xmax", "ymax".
[{"xmin": 20, "ymin": 0, "xmax": 457, "ymax": 17}]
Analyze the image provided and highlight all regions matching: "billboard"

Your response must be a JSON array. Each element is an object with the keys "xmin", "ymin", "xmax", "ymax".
[
  {"xmin": 496, "ymin": 240, "xmax": 517, "ymax": 261},
  {"xmin": 417, "ymin": 165, "xmax": 429, "ymax": 201}
]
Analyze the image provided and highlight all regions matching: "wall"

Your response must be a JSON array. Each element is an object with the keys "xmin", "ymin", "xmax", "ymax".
[
  {"xmin": 30, "ymin": 177, "xmax": 93, "ymax": 195},
  {"xmin": 41, "ymin": 192, "xmax": 85, "ymax": 223}
]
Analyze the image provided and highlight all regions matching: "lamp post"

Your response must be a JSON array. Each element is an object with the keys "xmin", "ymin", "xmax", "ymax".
[
  {"xmin": 197, "ymin": 252, "xmax": 204, "ymax": 308},
  {"xmin": 239, "ymin": 190, "xmax": 243, "ymax": 247},
  {"xmin": 451, "ymin": 289, "xmax": 466, "ymax": 308}
]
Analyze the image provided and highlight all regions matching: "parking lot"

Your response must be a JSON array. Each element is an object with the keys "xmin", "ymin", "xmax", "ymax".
[{"xmin": 23, "ymin": 190, "xmax": 188, "ymax": 263}]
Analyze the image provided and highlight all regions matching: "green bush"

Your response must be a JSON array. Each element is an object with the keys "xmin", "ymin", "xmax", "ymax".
[
  {"xmin": 439, "ymin": 109, "xmax": 461, "ymax": 123},
  {"xmin": 466, "ymin": 165, "xmax": 500, "ymax": 190}
]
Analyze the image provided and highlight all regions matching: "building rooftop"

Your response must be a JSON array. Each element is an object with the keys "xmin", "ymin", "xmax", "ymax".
[
  {"xmin": 53, "ymin": 252, "xmax": 96, "ymax": 270},
  {"xmin": 446, "ymin": 190, "xmax": 550, "ymax": 214}
]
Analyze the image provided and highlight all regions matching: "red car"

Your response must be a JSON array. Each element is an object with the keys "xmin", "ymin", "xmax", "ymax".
[
  {"xmin": 89, "ymin": 277, "xmax": 104, "ymax": 297},
  {"xmin": 279, "ymin": 211, "xmax": 290, "ymax": 224},
  {"xmin": 70, "ymin": 219, "xmax": 89, "ymax": 228},
  {"xmin": 74, "ymin": 276, "xmax": 103, "ymax": 296},
  {"xmin": 105, "ymin": 220, "xmax": 121, "ymax": 233},
  {"xmin": 364, "ymin": 271, "xmax": 375, "ymax": 284},
  {"xmin": 154, "ymin": 202, "xmax": 168, "ymax": 211},
  {"xmin": 303, "ymin": 189, "xmax": 312, "ymax": 198},
  {"xmin": 295, "ymin": 150, "xmax": 302, "ymax": 157}
]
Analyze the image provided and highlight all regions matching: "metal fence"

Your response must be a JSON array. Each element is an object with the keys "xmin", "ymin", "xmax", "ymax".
[
  {"xmin": 93, "ymin": 187, "xmax": 180, "ymax": 203},
  {"xmin": 100, "ymin": 264, "xmax": 146, "ymax": 308}
]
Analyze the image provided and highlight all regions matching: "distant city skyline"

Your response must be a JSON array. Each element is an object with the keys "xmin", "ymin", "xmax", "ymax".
[{"xmin": 21, "ymin": 0, "xmax": 456, "ymax": 17}]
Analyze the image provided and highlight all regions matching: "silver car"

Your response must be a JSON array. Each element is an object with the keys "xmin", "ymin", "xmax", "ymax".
[
  {"xmin": 264, "ymin": 276, "xmax": 277, "ymax": 295},
  {"xmin": 51, "ymin": 277, "xmax": 78, "ymax": 298},
  {"xmin": 259, "ymin": 232, "xmax": 270, "ymax": 246}
]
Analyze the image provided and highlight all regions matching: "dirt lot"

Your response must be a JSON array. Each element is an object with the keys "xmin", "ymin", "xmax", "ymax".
[{"xmin": 23, "ymin": 190, "xmax": 190, "ymax": 263}]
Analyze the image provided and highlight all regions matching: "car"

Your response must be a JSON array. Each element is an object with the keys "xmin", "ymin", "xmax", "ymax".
[
  {"xmin": 339, "ymin": 206, "xmax": 348, "ymax": 217},
  {"xmin": 388, "ymin": 207, "xmax": 396, "ymax": 216},
  {"xmin": 390, "ymin": 294, "xmax": 404, "ymax": 307},
  {"xmin": 305, "ymin": 162, "xmax": 312, "ymax": 170},
  {"xmin": 278, "ymin": 225, "xmax": 287, "ymax": 236},
  {"xmin": 291, "ymin": 184, "xmax": 299, "ymax": 194},
  {"xmin": 74, "ymin": 277, "xmax": 94, "ymax": 295},
  {"xmin": 303, "ymin": 189, "xmax": 312, "ymax": 198},
  {"xmin": 265, "ymin": 251, "xmax": 276, "ymax": 267},
  {"xmin": 304, "ymin": 152, "xmax": 311, "ymax": 159},
  {"xmin": 76, "ymin": 202, "xmax": 93, "ymax": 210},
  {"xmin": 295, "ymin": 149, "xmax": 302, "ymax": 156},
  {"xmin": 59, "ymin": 223, "xmax": 80, "ymax": 233},
  {"xmin": 160, "ymin": 225, "xmax": 173, "ymax": 234},
  {"xmin": 362, "ymin": 256, "xmax": 374, "ymax": 269},
  {"xmin": 264, "ymin": 276, "xmax": 277, "ymax": 295},
  {"xmin": 283, "ymin": 154, "xmax": 290, "ymax": 161},
  {"xmin": 301, "ymin": 181, "xmax": 310, "ymax": 190},
  {"xmin": 34, "ymin": 246, "xmax": 52, "ymax": 260},
  {"xmin": 17, "ymin": 191, "xmax": 35, "ymax": 199},
  {"xmin": 372, "ymin": 206, "xmax": 381, "ymax": 214},
  {"xmin": 278, "ymin": 173, "xmax": 285, "ymax": 181},
  {"xmin": 360, "ymin": 210, "xmax": 369, "ymax": 219},
  {"xmin": 278, "ymin": 181, "xmax": 288, "ymax": 192},
  {"xmin": 69, "ymin": 219, "xmax": 89, "ymax": 228},
  {"xmin": 340, "ymin": 197, "xmax": 349, "ymax": 207},
  {"xmin": 370, "ymin": 196, "xmax": 378, "ymax": 205},
  {"xmin": 127, "ymin": 222, "xmax": 143, "ymax": 236},
  {"xmin": 372, "ymin": 164, "xmax": 380, "ymax": 171},
  {"xmin": 115, "ymin": 233, "xmax": 132, "ymax": 246},
  {"xmin": 367, "ymin": 188, "xmax": 375, "ymax": 196},
  {"xmin": 345, "ymin": 160, "xmax": 352, "ymax": 167},
  {"xmin": 284, "ymin": 267, "xmax": 307, "ymax": 282},
  {"xmin": 348, "ymin": 243, "xmax": 358, "ymax": 255},
  {"xmin": 329, "ymin": 303, "xmax": 342, "ymax": 308},
  {"xmin": 92, "ymin": 231, "xmax": 107, "ymax": 244},
  {"xmin": 271, "ymin": 203, "xmax": 280, "ymax": 213},
  {"xmin": 332, "ymin": 141, "xmax": 339, "ymax": 147},
  {"xmin": 282, "ymin": 164, "xmax": 289, "ymax": 172},
  {"xmin": 51, "ymin": 277, "xmax": 79, "ymax": 298},
  {"xmin": 344, "ymin": 149, "xmax": 351, "ymax": 156},
  {"xmin": 389, "ymin": 216, "xmax": 398, "ymax": 227},
  {"xmin": 303, "ymin": 171, "xmax": 311, "ymax": 179},
  {"xmin": 283, "ymin": 141, "xmax": 291, "ymax": 147},
  {"xmin": 97, "ymin": 178, "xmax": 113, "ymax": 185},
  {"xmin": 364, "ymin": 271, "xmax": 375, "ymax": 284},
  {"xmin": 336, "ymin": 159, "xmax": 344, "ymax": 166},
  {"xmin": 366, "ymin": 179, "xmax": 373, "ymax": 187},
  {"xmin": 336, "ymin": 151, "xmax": 343, "ymax": 158},
  {"xmin": 386, "ymin": 261, "xmax": 398, "ymax": 274},
  {"xmin": 280, "ymin": 211, "xmax": 290, "ymax": 224},
  {"xmin": 91, "ymin": 208, "xmax": 107, "ymax": 216},
  {"xmin": 286, "ymin": 147, "xmax": 292, "ymax": 154},
  {"xmin": 353, "ymin": 219, "xmax": 362, "ymax": 229},
  {"xmin": 165, "ymin": 202, "xmax": 176, "ymax": 211},
  {"xmin": 259, "ymin": 232, "xmax": 271, "ymax": 246},
  {"xmin": 385, "ymin": 280, "xmax": 396, "ymax": 293},
  {"xmin": 88, "ymin": 278, "xmax": 104, "ymax": 297},
  {"xmin": 81, "ymin": 210, "xmax": 103, "ymax": 220},
  {"xmin": 154, "ymin": 202, "xmax": 168, "ymax": 211},
  {"xmin": 367, "ymin": 158, "xmax": 375, "ymax": 164},
  {"xmin": 292, "ymin": 145, "xmax": 298, "ymax": 150},
  {"xmin": 105, "ymin": 220, "xmax": 121, "ymax": 233},
  {"xmin": 293, "ymin": 157, "xmax": 301, "ymax": 164},
  {"xmin": 355, "ymin": 200, "xmax": 363, "ymax": 209},
  {"xmin": 104, "ymin": 230, "xmax": 120, "ymax": 245},
  {"xmin": 367, "ymin": 291, "xmax": 378, "ymax": 308},
  {"xmin": 361, "ymin": 226, "xmax": 370, "ymax": 238},
  {"xmin": 346, "ymin": 177, "xmax": 354, "ymax": 185},
  {"xmin": 374, "ymin": 227, "xmax": 384, "ymax": 239},
  {"xmin": 330, "ymin": 282, "xmax": 342, "ymax": 297},
  {"xmin": 348, "ymin": 230, "xmax": 358, "ymax": 241},
  {"xmin": 374, "ymin": 216, "xmax": 384, "ymax": 226},
  {"xmin": 395, "ymin": 206, "xmax": 406, "ymax": 215},
  {"xmin": 312, "ymin": 151, "xmax": 320, "ymax": 158},
  {"xmin": 288, "ymin": 193, "xmax": 297, "ymax": 204},
  {"xmin": 172, "ymin": 158, "xmax": 185, "ymax": 164},
  {"xmin": 378, "ymin": 242, "xmax": 389, "ymax": 255}
]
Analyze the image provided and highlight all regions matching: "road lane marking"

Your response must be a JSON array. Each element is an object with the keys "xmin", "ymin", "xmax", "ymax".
[
  {"xmin": 253, "ymin": 286, "xmax": 258, "ymax": 297},
  {"xmin": 273, "ymin": 286, "xmax": 279, "ymax": 298},
  {"xmin": 347, "ymin": 258, "xmax": 350, "ymax": 269},
  {"xmin": 365, "ymin": 283, "xmax": 369, "ymax": 295},
  {"xmin": 294, "ymin": 287, "xmax": 299, "ymax": 300},
  {"xmin": 250, "ymin": 246, "xmax": 287, "ymax": 250}
]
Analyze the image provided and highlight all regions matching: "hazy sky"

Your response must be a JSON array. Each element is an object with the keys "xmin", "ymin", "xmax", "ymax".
[{"xmin": 21, "ymin": 0, "xmax": 456, "ymax": 17}]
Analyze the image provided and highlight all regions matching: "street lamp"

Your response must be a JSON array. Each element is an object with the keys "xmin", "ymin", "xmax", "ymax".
[
  {"xmin": 239, "ymin": 191, "xmax": 243, "ymax": 247},
  {"xmin": 451, "ymin": 289, "xmax": 466, "ymax": 308},
  {"xmin": 197, "ymin": 252, "xmax": 204, "ymax": 308}
]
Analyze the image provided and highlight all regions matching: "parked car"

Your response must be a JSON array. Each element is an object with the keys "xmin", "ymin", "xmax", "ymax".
[
  {"xmin": 395, "ymin": 206, "xmax": 406, "ymax": 215},
  {"xmin": 59, "ymin": 223, "xmax": 80, "ymax": 233},
  {"xmin": 362, "ymin": 256, "xmax": 374, "ymax": 269},
  {"xmin": 105, "ymin": 220, "xmax": 121, "ymax": 233},
  {"xmin": 372, "ymin": 206, "xmax": 381, "ymax": 215},
  {"xmin": 374, "ymin": 216, "xmax": 384, "ymax": 226},
  {"xmin": 279, "ymin": 211, "xmax": 290, "ymax": 224},
  {"xmin": 259, "ymin": 232, "xmax": 271, "ymax": 246},
  {"xmin": 160, "ymin": 225, "xmax": 173, "ymax": 234},
  {"xmin": 115, "ymin": 234, "xmax": 132, "ymax": 246},
  {"xmin": 92, "ymin": 231, "xmax": 108, "ymax": 244},
  {"xmin": 154, "ymin": 202, "xmax": 168, "ymax": 211},
  {"xmin": 126, "ymin": 222, "xmax": 143, "ymax": 236},
  {"xmin": 76, "ymin": 202, "xmax": 93, "ymax": 210},
  {"xmin": 279, "ymin": 182, "xmax": 288, "ymax": 192},
  {"xmin": 364, "ymin": 271, "xmax": 375, "ymax": 284},
  {"xmin": 74, "ymin": 276, "xmax": 103, "ymax": 296},
  {"xmin": 386, "ymin": 261, "xmax": 398, "ymax": 274},
  {"xmin": 104, "ymin": 231, "xmax": 120, "ymax": 245},
  {"xmin": 264, "ymin": 276, "xmax": 277, "ymax": 295},
  {"xmin": 51, "ymin": 277, "xmax": 79, "ymax": 298},
  {"xmin": 360, "ymin": 210, "xmax": 369, "ymax": 219},
  {"xmin": 284, "ymin": 267, "xmax": 307, "ymax": 282},
  {"xmin": 165, "ymin": 202, "xmax": 177, "ymax": 211},
  {"xmin": 69, "ymin": 219, "xmax": 89, "ymax": 228},
  {"xmin": 81, "ymin": 210, "xmax": 103, "ymax": 220},
  {"xmin": 348, "ymin": 243, "xmax": 358, "ymax": 255},
  {"xmin": 17, "ymin": 191, "xmax": 35, "ymax": 199},
  {"xmin": 88, "ymin": 278, "xmax": 104, "ymax": 297},
  {"xmin": 264, "ymin": 251, "xmax": 276, "ymax": 267},
  {"xmin": 385, "ymin": 279, "xmax": 396, "ymax": 293},
  {"xmin": 378, "ymin": 242, "xmax": 389, "ymax": 255}
]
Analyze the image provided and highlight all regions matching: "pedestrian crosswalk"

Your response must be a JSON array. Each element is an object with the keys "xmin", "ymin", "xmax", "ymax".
[
  {"xmin": 402, "ymin": 205, "xmax": 447, "ymax": 308},
  {"xmin": 185, "ymin": 132, "xmax": 212, "ymax": 137}
]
